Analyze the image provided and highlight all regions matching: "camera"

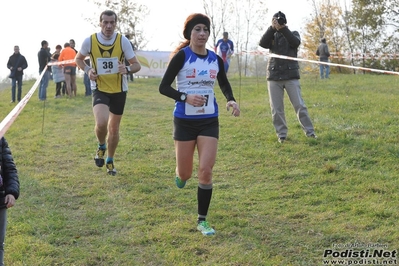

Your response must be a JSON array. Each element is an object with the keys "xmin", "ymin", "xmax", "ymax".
[{"xmin": 276, "ymin": 11, "xmax": 286, "ymax": 25}]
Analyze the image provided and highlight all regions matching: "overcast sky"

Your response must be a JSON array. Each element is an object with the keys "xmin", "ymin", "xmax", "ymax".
[{"xmin": 1, "ymin": 0, "xmax": 315, "ymax": 79}]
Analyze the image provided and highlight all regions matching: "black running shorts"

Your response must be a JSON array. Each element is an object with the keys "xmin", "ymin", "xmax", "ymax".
[
  {"xmin": 173, "ymin": 117, "xmax": 219, "ymax": 141},
  {"xmin": 92, "ymin": 90, "xmax": 127, "ymax": 115}
]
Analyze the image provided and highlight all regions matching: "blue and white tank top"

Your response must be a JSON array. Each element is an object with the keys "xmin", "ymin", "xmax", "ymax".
[{"xmin": 174, "ymin": 47, "xmax": 220, "ymax": 119}]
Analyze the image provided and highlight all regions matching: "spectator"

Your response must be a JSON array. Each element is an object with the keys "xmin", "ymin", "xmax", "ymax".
[
  {"xmin": 51, "ymin": 53, "xmax": 65, "ymax": 98},
  {"xmin": 59, "ymin": 42, "xmax": 77, "ymax": 97},
  {"xmin": 83, "ymin": 58, "xmax": 92, "ymax": 96},
  {"xmin": 6, "ymin": 45, "xmax": 28, "ymax": 103},
  {"xmin": 37, "ymin": 40, "xmax": 52, "ymax": 101},
  {"xmin": 316, "ymin": 37, "xmax": 331, "ymax": 79},
  {"xmin": 69, "ymin": 39, "xmax": 78, "ymax": 54},
  {"xmin": 51, "ymin": 44, "xmax": 62, "ymax": 59},
  {"xmin": 0, "ymin": 137, "xmax": 20, "ymax": 266}
]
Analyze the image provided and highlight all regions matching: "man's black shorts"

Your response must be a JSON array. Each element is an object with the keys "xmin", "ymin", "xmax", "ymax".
[
  {"xmin": 173, "ymin": 117, "xmax": 219, "ymax": 141},
  {"xmin": 92, "ymin": 90, "xmax": 127, "ymax": 115}
]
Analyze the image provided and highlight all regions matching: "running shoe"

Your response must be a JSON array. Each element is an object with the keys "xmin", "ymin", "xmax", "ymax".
[
  {"xmin": 94, "ymin": 147, "xmax": 106, "ymax": 167},
  {"xmin": 197, "ymin": 221, "xmax": 216, "ymax": 236},
  {"xmin": 106, "ymin": 161, "xmax": 117, "ymax": 176},
  {"xmin": 175, "ymin": 176, "xmax": 186, "ymax": 188}
]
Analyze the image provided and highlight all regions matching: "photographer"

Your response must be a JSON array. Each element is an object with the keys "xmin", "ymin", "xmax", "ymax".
[{"xmin": 259, "ymin": 11, "xmax": 317, "ymax": 143}]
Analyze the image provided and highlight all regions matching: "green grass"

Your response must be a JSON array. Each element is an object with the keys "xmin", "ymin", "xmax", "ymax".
[{"xmin": 0, "ymin": 73, "xmax": 398, "ymax": 265}]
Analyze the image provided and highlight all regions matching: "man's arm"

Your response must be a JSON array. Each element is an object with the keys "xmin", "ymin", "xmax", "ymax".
[
  {"xmin": 126, "ymin": 56, "xmax": 141, "ymax": 74},
  {"xmin": 75, "ymin": 52, "xmax": 89, "ymax": 73}
]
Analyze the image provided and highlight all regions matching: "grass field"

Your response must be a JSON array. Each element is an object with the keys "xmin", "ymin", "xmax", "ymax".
[{"xmin": 0, "ymin": 73, "xmax": 398, "ymax": 265}]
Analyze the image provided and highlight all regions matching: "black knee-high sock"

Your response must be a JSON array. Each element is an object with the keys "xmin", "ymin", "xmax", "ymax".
[{"xmin": 197, "ymin": 183, "xmax": 213, "ymax": 222}]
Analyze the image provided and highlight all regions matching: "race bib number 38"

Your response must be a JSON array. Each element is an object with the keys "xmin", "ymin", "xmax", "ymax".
[
  {"xmin": 185, "ymin": 88, "xmax": 215, "ymax": 115},
  {"xmin": 96, "ymin": 57, "xmax": 119, "ymax": 75}
]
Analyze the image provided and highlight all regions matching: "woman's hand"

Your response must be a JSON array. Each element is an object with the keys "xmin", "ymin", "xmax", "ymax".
[
  {"xmin": 226, "ymin": 101, "xmax": 240, "ymax": 117},
  {"xmin": 187, "ymin": 94, "xmax": 208, "ymax": 107}
]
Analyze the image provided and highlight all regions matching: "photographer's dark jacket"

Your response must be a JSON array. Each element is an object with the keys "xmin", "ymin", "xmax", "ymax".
[
  {"xmin": 7, "ymin": 53, "xmax": 28, "ymax": 78},
  {"xmin": 0, "ymin": 137, "xmax": 20, "ymax": 208},
  {"xmin": 259, "ymin": 26, "xmax": 301, "ymax": 81}
]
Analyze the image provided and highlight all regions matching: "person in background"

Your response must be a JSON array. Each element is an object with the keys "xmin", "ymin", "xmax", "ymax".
[
  {"xmin": 51, "ymin": 45, "xmax": 66, "ymax": 95},
  {"xmin": 159, "ymin": 13, "xmax": 240, "ymax": 236},
  {"xmin": 0, "ymin": 137, "xmax": 20, "ymax": 266},
  {"xmin": 316, "ymin": 37, "xmax": 331, "ymax": 79},
  {"xmin": 51, "ymin": 44, "xmax": 62, "ymax": 59},
  {"xmin": 69, "ymin": 39, "xmax": 78, "ymax": 54},
  {"xmin": 59, "ymin": 42, "xmax": 77, "ymax": 97},
  {"xmin": 124, "ymin": 34, "xmax": 135, "ymax": 82},
  {"xmin": 259, "ymin": 11, "xmax": 316, "ymax": 143},
  {"xmin": 37, "ymin": 40, "xmax": 52, "ymax": 101},
  {"xmin": 83, "ymin": 58, "xmax": 92, "ymax": 96},
  {"xmin": 51, "ymin": 53, "xmax": 65, "ymax": 98},
  {"xmin": 214, "ymin": 31, "xmax": 234, "ymax": 73},
  {"xmin": 6, "ymin": 45, "xmax": 28, "ymax": 103},
  {"xmin": 75, "ymin": 10, "xmax": 141, "ymax": 175}
]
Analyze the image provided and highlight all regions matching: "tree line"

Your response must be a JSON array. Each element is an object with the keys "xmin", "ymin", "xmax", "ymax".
[{"xmin": 90, "ymin": 0, "xmax": 399, "ymax": 75}]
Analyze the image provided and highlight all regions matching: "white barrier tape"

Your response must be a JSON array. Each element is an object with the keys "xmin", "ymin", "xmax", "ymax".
[
  {"xmin": 267, "ymin": 53, "xmax": 399, "ymax": 76},
  {"xmin": 239, "ymin": 50, "xmax": 399, "ymax": 60},
  {"xmin": 0, "ymin": 66, "xmax": 47, "ymax": 139}
]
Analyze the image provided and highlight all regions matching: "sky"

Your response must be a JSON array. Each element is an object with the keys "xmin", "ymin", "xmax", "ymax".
[{"xmin": 1, "ymin": 0, "xmax": 315, "ymax": 80}]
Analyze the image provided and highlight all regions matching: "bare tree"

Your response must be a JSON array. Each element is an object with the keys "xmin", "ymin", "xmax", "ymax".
[
  {"xmin": 202, "ymin": 0, "xmax": 233, "ymax": 50},
  {"xmin": 385, "ymin": 0, "xmax": 399, "ymax": 31},
  {"xmin": 88, "ymin": 0, "xmax": 149, "ymax": 49},
  {"xmin": 303, "ymin": 0, "xmax": 346, "ymax": 72},
  {"xmin": 202, "ymin": 0, "xmax": 267, "ymax": 76}
]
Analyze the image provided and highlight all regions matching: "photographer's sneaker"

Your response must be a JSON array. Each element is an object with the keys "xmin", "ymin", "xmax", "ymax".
[
  {"xmin": 197, "ymin": 221, "xmax": 215, "ymax": 236},
  {"xmin": 94, "ymin": 147, "xmax": 106, "ymax": 167},
  {"xmin": 106, "ymin": 161, "xmax": 117, "ymax": 176}
]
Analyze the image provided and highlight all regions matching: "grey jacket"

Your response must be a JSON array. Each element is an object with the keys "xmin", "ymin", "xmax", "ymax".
[
  {"xmin": 316, "ymin": 43, "xmax": 330, "ymax": 61},
  {"xmin": 259, "ymin": 26, "xmax": 301, "ymax": 81}
]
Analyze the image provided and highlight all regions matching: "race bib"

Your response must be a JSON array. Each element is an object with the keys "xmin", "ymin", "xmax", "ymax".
[
  {"xmin": 185, "ymin": 88, "xmax": 215, "ymax": 116},
  {"xmin": 96, "ymin": 57, "xmax": 119, "ymax": 75}
]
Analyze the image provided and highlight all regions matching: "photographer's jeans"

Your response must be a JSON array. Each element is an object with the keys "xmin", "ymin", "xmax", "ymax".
[
  {"xmin": 11, "ymin": 76, "xmax": 23, "ymax": 102},
  {"xmin": 0, "ymin": 208, "xmax": 7, "ymax": 266},
  {"xmin": 39, "ymin": 70, "xmax": 50, "ymax": 100},
  {"xmin": 319, "ymin": 59, "xmax": 330, "ymax": 79}
]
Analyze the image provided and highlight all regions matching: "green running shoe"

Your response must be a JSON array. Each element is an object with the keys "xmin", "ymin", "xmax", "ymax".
[
  {"xmin": 175, "ymin": 176, "xmax": 186, "ymax": 188},
  {"xmin": 197, "ymin": 221, "xmax": 215, "ymax": 236}
]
